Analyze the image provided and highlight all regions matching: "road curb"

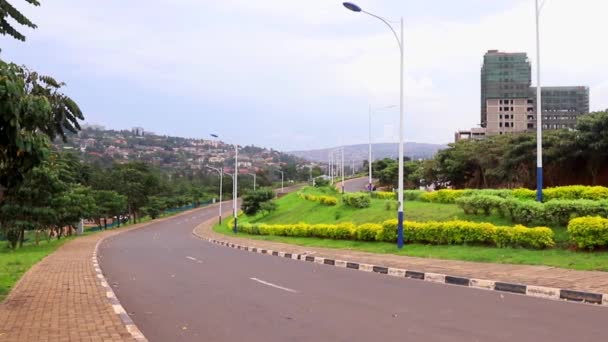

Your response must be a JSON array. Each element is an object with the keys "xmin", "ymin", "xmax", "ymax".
[
  {"xmin": 94, "ymin": 236, "xmax": 148, "ymax": 342},
  {"xmin": 201, "ymin": 236, "xmax": 608, "ymax": 307},
  {"xmin": 91, "ymin": 206, "xmax": 217, "ymax": 342}
]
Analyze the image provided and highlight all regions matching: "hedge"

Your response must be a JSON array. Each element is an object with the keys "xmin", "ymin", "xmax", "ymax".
[
  {"xmin": 418, "ymin": 186, "xmax": 608, "ymax": 204},
  {"xmin": 567, "ymin": 216, "xmax": 608, "ymax": 249},
  {"xmin": 457, "ymin": 195, "xmax": 608, "ymax": 226},
  {"xmin": 371, "ymin": 190, "xmax": 423, "ymax": 201},
  {"xmin": 298, "ymin": 193, "xmax": 337, "ymax": 206},
  {"xmin": 342, "ymin": 193, "xmax": 371, "ymax": 208},
  {"xmin": 238, "ymin": 219, "xmax": 555, "ymax": 249},
  {"xmin": 371, "ymin": 191, "xmax": 396, "ymax": 200}
]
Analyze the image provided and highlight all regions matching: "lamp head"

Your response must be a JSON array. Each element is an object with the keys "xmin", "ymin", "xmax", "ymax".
[{"xmin": 343, "ymin": 2, "xmax": 362, "ymax": 12}]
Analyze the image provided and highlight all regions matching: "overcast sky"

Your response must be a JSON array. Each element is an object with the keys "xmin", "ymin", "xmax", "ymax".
[{"xmin": 2, "ymin": 0, "xmax": 606, "ymax": 151}]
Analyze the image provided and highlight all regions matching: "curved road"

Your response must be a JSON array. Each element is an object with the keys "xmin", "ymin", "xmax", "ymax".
[
  {"xmin": 342, "ymin": 177, "xmax": 372, "ymax": 192},
  {"xmin": 99, "ymin": 201, "xmax": 607, "ymax": 342}
]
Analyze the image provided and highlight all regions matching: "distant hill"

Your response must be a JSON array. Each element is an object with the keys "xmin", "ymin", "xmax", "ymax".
[{"xmin": 288, "ymin": 143, "xmax": 447, "ymax": 163}]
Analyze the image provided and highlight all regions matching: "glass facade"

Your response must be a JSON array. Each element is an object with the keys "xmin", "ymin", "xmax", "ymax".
[{"xmin": 480, "ymin": 50, "xmax": 531, "ymax": 127}]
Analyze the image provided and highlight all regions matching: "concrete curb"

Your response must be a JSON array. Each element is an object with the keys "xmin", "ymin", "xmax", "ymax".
[
  {"xmin": 94, "ymin": 238, "xmax": 148, "ymax": 342},
  {"xmin": 201, "ymin": 236, "xmax": 608, "ymax": 307}
]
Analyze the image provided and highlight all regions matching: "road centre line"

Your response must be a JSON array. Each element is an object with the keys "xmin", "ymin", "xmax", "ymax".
[{"xmin": 250, "ymin": 277, "xmax": 298, "ymax": 293}]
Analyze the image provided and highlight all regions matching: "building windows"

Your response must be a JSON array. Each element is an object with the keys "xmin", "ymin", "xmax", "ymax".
[
  {"xmin": 528, "ymin": 123, "xmax": 534, "ymax": 129},
  {"xmin": 499, "ymin": 122, "xmax": 503, "ymax": 128},
  {"xmin": 499, "ymin": 114, "xmax": 503, "ymax": 119}
]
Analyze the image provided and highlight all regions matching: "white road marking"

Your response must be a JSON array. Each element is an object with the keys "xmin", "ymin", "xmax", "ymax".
[
  {"xmin": 250, "ymin": 277, "xmax": 298, "ymax": 293},
  {"xmin": 186, "ymin": 256, "xmax": 197, "ymax": 261}
]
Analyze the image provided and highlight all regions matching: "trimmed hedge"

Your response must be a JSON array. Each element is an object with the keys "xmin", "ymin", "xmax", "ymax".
[
  {"xmin": 457, "ymin": 195, "xmax": 608, "ymax": 226},
  {"xmin": 371, "ymin": 191, "xmax": 396, "ymax": 200},
  {"xmin": 418, "ymin": 186, "xmax": 608, "ymax": 204},
  {"xmin": 298, "ymin": 193, "xmax": 338, "ymax": 206},
  {"xmin": 342, "ymin": 193, "xmax": 371, "ymax": 208},
  {"xmin": 371, "ymin": 190, "xmax": 423, "ymax": 201},
  {"xmin": 567, "ymin": 216, "xmax": 608, "ymax": 250},
  {"xmin": 238, "ymin": 219, "xmax": 555, "ymax": 249},
  {"xmin": 419, "ymin": 189, "xmax": 465, "ymax": 204}
]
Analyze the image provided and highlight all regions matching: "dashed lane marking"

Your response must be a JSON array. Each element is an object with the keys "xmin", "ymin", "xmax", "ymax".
[{"xmin": 250, "ymin": 277, "xmax": 298, "ymax": 293}]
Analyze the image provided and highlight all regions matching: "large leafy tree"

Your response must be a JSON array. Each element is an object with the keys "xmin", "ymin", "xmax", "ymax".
[
  {"xmin": 0, "ymin": 60, "xmax": 84, "ymax": 201},
  {"xmin": 92, "ymin": 190, "xmax": 127, "ymax": 229},
  {"xmin": 0, "ymin": 0, "xmax": 39, "ymax": 41},
  {"xmin": 111, "ymin": 162, "xmax": 160, "ymax": 223}
]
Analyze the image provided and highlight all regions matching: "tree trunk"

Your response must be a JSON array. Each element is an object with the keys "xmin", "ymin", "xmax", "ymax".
[
  {"xmin": 18, "ymin": 228, "xmax": 25, "ymax": 248},
  {"xmin": 35, "ymin": 230, "xmax": 40, "ymax": 246},
  {"xmin": 104, "ymin": 217, "xmax": 107, "ymax": 230}
]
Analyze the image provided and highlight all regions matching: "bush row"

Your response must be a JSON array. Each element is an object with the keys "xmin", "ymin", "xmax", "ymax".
[
  {"xmin": 456, "ymin": 195, "xmax": 608, "ymax": 226},
  {"xmin": 298, "ymin": 193, "xmax": 337, "ymax": 206},
  {"xmin": 418, "ymin": 186, "xmax": 608, "ymax": 204},
  {"xmin": 567, "ymin": 216, "xmax": 608, "ymax": 249},
  {"xmin": 371, "ymin": 190, "xmax": 424, "ymax": 201},
  {"xmin": 342, "ymin": 193, "xmax": 371, "ymax": 208},
  {"xmin": 238, "ymin": 219, "xmax": 555, "ymax": 249}
]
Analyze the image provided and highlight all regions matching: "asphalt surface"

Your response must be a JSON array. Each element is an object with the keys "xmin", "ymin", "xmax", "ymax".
[
  {"xmin": 99, "ymin": 196, "xmax": 607, "ymax": 342},
  {"xmin": 341, "ymin": 177, "xmax": 372, "ymax": 192}
]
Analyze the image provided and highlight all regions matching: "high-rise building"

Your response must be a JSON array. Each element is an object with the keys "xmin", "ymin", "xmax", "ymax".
[
  {"xmin": 456, "ymin": 50, "xmax": 590, "ymax": 141},
  {"xmin": 480, "ymin": 50, "xmax": 531, "ymax": 127},
  {"xmin": 132, "ymin": 127, "xmax": 145, "ymax": 137},
  {"xmin": 531, "ymin": 86, "xmax": 590, "ymax": 130}
]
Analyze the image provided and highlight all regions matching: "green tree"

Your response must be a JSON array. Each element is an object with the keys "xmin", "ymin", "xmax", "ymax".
[
  {"xmin": 0, "ymin": 60, "xmax": 83, "ymax": 201},
  {"xmin": 576, "ymin": 111, "xmax": 608, "ymax": 185},
  {"xmin": 92, "ymin": 190, "xmax": 127, "ymax": 229},
  {"xmin": 111, "ymin": 162, "xmax": 160, "ymax": 223},
  {"xmin": 0, "ymin": 0, "xmax": 39, "ymax": 41},
  {"xmin": 242, "ymin": 188, "xmax": 275, "ymax": 216}
]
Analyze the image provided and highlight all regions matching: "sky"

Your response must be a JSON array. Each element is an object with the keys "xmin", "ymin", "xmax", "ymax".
[{"xmin": 2, "ymin": 0, "xmax": 607, "ymax": 151}]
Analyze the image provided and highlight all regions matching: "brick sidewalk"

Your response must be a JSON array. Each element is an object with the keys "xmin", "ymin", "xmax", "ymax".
[
  {"xmin": 0, "ymin": 208, "xmax": 201, "ymax": 342},
  {"xmin": 195, "ymin": 216, "xmax": 608, "ymax": 295}
]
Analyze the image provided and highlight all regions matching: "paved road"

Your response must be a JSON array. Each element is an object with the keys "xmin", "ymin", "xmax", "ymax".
[
  {"xmin": 99, "ymin": 201, "xmax": 607, "ymax": 342},
  {"xmin": 341, "ymin": 176, "xmax": 371, "ymax": 192}
]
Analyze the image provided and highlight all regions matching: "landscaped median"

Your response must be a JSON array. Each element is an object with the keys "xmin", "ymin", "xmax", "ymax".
[
  {"xmin": 236, "ymin": 220, "xmax": 555, "ymax": 249},
  {"xmin": 213, "ymin": 185, "xmax": 608, "ymax": 271}
]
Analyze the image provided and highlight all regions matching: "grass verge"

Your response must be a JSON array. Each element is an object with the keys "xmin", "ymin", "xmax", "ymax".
[
  {"xmin": 212, "ymin": 186, "xmax": 607, "ymax": 271},
  {"xmin": 214, "ymin": 221, "xmax": 608, "ymax": 271},
  {"xmin": 0, "ymin": 207, "xmax": 194, "ymax": 302}
]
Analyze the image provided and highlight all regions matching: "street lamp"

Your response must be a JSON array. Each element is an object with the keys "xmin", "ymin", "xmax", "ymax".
[
  {"xmin": 341, "ymin": 147, "xmax": 345, "ymax": 194},
  {"xmin": 211, "ymin": 133, "xmax": 239, "ymax": 233},
  {"xmin": 344, "ymin": 2, "xmax": 405, "ymax": 248},
  {"xmin": 205, "ymin": 166, "xmax": 223, "ymax": 224},
  {"xmin": 274, "ymin": 169, "xmax": 284, "ymax": 193},
  {"xmin": 368, "ymin": 104, "xmax": 396, "ymax": 192},
  {"xmin": 245, "ymin": 172, "xmax": 256, "ymax": 191},
  {"xmin": 535, "ymin": 0, "xmax": 545, "ymax": 202}
]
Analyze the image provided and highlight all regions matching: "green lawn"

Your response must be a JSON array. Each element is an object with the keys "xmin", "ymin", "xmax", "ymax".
[
  {"xmin": 213, "ymin": 186, "xmax": 608, "ymax": 271},
  {"xmin": 0, "ymin": 208, "xmax": 190, "ymax": 302},
  {"xmin": 215, "ymin": 222, "xmax": 608, "ymax": 271},
  {"xmin": 0, "ymin": 237, "xmax": 72, "ymax": 301}
]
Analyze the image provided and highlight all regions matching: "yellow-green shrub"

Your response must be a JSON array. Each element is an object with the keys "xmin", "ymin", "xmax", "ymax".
[
  {"xmin": 567, "ymin": 216, "xmax": 608, "ymax": 249},
  {"xmin": 372, "ymin": 191, "xmax": 396, "ymax": 200},
  {"xmin": 298, "ymin": 192, "xmax": 337, "ymax": 206},
  {"xmin": 238, "ymin": 219, "xmax": 555, "ymax": 249},
  {"xmin": 343, "ymin": 193, "xmax": 371, "ymax": 208},
  {"xmin": 419, "ymin": 189, "xmax": 465, "ymax": 203}
]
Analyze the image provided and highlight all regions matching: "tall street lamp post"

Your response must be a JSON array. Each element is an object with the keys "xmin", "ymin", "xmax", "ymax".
[
  {"xmin": 275, "ymin": 169, "xmax": 284, "ymax": 193},
  {"xmin": 205, "ymin": 166, "xmax": 223, "ymax": 224},
  {"xmin": 535, "ymin": 0, "xmax": 545, "ymax": 202},
  {"xmin": 343, "ymin": 2, "xmax": 405, "ymax": 248},
  {"xmin": 211, "ymin": 133, "xmax": 238, "ymax": 233}
]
